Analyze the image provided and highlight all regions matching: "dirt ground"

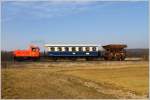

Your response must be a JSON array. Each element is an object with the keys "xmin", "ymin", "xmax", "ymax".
[{"xmin": 1, "ymin": 61, "xmax": 149, "ymax": 99}]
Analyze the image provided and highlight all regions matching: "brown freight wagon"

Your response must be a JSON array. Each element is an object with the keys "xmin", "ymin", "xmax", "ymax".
[{"xmin": 102, "ymin": 44, "xmax": 127, "ymax": 61}]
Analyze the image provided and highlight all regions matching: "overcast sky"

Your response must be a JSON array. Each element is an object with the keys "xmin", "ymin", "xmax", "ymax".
[{"xmin": 1, "ymin": 1, "xmax": 148, "ymax": 51}]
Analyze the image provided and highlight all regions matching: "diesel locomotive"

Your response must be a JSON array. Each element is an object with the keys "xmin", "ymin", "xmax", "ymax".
[
  {"xmin": 13, "ymin": 43, "xmax": 127, "ymax": 61},
  {"xmin": 13, "ymin": 45, "xmax": 40, "ymax": 61}
]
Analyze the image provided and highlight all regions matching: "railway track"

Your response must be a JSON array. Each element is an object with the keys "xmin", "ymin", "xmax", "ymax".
[{"xmin": 2, "ymin": 58, "xmax": 144, "ymax": 68}]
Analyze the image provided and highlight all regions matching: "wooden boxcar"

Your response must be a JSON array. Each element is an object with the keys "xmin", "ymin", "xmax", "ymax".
[{"xmin": 102, "ymin": 44, "xmax": 127, "ymax": 61}]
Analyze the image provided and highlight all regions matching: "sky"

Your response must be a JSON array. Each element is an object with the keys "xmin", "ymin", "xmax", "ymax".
[{"xmin": 1, "ymin": 1, "xmax": 149, "ymax": 51}]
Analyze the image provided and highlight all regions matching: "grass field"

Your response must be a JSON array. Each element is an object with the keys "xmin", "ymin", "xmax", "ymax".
[{"xmin": 1, "ymin": 61, "xmax": 149, "ymax": 99}]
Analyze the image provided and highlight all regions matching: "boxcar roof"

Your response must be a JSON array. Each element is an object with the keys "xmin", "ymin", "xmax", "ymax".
[
  {"xmin": 44, "ymin": 43, "xmax": 99, "ymax": 47},
  {"xmin": 102, "ymin": 44, "xmax": 127, "ymax": 49}
]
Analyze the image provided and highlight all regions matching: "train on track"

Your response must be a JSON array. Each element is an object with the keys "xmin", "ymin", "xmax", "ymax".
[{"xmin": 13, "ymin": 43, "xmax": 127, "ymax": 61}]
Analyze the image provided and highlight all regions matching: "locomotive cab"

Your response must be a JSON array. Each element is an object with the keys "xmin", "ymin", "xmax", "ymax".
[{"xmin": 30, "ymin": 46, "xmax": 40, "ymax": 52}]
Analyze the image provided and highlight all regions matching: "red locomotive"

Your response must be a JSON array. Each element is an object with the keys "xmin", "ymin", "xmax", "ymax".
[{"xmin": 13, "ymin": 45, "xmax": 40, "ymax": 61}]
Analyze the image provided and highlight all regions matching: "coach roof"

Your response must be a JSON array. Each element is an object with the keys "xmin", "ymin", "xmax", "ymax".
[{"xmin": 44, "ymin": 43, "xmax": 99, "ymax": 47}]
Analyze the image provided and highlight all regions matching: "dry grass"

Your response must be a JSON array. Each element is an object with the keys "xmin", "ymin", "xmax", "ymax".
[
  {"xmin": 1, "ymin": 61, "xmax": 149, "ymax": 99},
  {"xmin": 62, "ymin": 66, "xmax": 148, "ymax": 95}
]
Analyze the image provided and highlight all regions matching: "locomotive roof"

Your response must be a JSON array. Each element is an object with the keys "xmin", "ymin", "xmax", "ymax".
[{"xmin": 44, "ymin": 43, "xmax": 99, "ymax": 47}]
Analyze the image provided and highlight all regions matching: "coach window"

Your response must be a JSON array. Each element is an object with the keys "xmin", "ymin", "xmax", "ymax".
[
  {"xmin": 78, "ymin": 47, "xmax": 82, "ymax": 51},
  {"xmin": 65, "ymin": 47, "xmax": 69, "ymax": 51},
  {"xmin": 72, "ymin": 47, "xmax": 76, "ymax": 52},
  {"xmin": 51, "ymin": 47, "xmax": 55, "ymax": 51},
  {"xmin": 92, "ymin": 47, "xmax": 96, "ymax": 51},
  {"xmin": 58, "ymin": 47, "xmax": 62, "ymax": 51},
  {"xmin": 85, "ymin": 47, "xmax": 90, "ymax": 51}
]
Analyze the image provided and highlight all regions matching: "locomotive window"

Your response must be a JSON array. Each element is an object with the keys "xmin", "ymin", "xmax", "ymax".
[
  {"xmin": 72, "ymin": 47, "xmax": 76, "ymax": 52},
  {"xmin": 58, "ymin": 47, "xmax": 62, "ymax": 51},
  {"xmin": 51, "ymin": 47, "xmax": 55, "ymax": 51},
  {"xmin": 92, "ymin": 47, "xmax": 96, "ymax": 51},
  {"xmin": 85, "ymin": 47, "xmax": 90, "ymax": 51},
  {"xmin": 65, "ymin": 47, "xmax": 69, "ymax": 51},
  {"xmin": 32, "ymin": 48, "xmax": 36, "ymax": 52},
  {"xmin": 78, "ymin": 47, "xmax": 82, "ymax": 51}
]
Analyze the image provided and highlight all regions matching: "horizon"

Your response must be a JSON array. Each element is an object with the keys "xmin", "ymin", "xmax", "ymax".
[{"xmin": 1, "ymin": 1, "xmax": 149, "ymax": 51}]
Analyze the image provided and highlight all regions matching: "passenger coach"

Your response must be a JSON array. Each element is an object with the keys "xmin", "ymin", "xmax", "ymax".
[{"xmin": 44, "ymin": 44, "xmax": 102, "ymax": 60}]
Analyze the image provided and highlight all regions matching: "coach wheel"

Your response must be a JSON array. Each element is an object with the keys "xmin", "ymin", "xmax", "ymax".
[
  {"xmin": 13, "ymin": 57, "xmax": 16, "ymax": 61},
  {"xmin": 104, "ymin": 56, "xmax": 108, "ymax": 61},
  {"xmin": 53, "ymin": 58, "xmax": 57, "ymax": 61},
  {"xmin": 32, "ymin": 58, "xmax": 39, "ymax": 61},
  {"xmin": 103, "ymin": 57, "xmax": 108, "ymax": 61},
  {"xmin": 16, "ymin": 58, "xmax": 23, "ymax": 61},
  {"xmin": 86, "ymin": 58, "xmax": 90, "ymax": 61},
  {"xmin": 116, "ymin": 56, "xmax": 121, "ymax": 61},
  {"xmin": 70, "ymin": 58, "xmax": 77, "ymax": 61},
  {"xmin": 121, "ymin": 56, "xmax": 125, "ymax": 61}
]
